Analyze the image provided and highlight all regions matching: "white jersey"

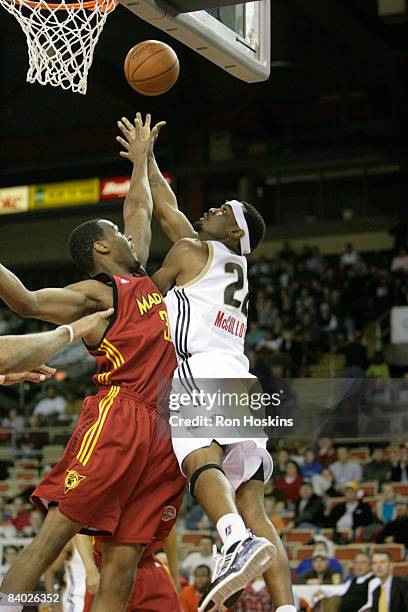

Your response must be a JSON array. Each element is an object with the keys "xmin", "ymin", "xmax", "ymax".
[
  {"xmin": 165, "ymin": 241, "xmax": 249, "ymax": 367},
  {"xmin": 62, "ymin": 546, "xmax": 86, "ymax": 612}
]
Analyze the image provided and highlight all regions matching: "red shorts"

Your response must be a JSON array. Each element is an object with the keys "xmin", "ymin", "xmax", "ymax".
[
  {"xmin": 83, "ymin": 554, "xmax": 182, "ymax": 612},
  {"xmin": 31, "ymin": 387, "xmax": 185, "ymax": 544}
]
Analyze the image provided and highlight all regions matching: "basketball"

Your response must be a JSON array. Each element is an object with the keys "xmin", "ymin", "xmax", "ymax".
[{"xmin": 124, "ymin": 40, "xmax": 179, "ymax": 96}]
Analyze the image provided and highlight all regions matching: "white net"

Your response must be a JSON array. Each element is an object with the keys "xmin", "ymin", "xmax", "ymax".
[{"xmin": 0, "ymin": 0, "xmax": 117, "ymax": 94}]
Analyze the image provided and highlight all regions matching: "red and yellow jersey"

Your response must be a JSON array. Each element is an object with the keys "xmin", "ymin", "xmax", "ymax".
[{"xmin": 87, "ymin": 274, "xmax": 176, "ymax": 404}]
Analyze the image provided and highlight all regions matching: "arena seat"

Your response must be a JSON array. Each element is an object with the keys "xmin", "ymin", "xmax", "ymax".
[
  {"xmin": 285, "ymin": 530, "xmax": 314, "ymax": 544},
  {"xmin": 392, "ymin": 563, "xmax": 408, "ymax": 576},
  {"xmin": 0, "ymin": 480, "xmax": 11, "ymax": 494},
  {"xmin": 372, "ymin": 544, "xmax": 405, "ymax": 562},
  {"xmin": 334, "ymin": 546, "xmax": 366, "ymax": 561},
  {"xmin": 349, "ymin": 448, "xmax": 369, "ymax": 462},
  {"xmin": 292, "ymin": 546, "xmax": 316, "ymax": 561},
  {"xmin": 320, "ymin": 528, "xmax": 352, "ymax": 541},
  {"xmin": 180, "ymin": 531, "xmax": 212, "ymax": 545},
  {"xmin": 392, "ymin": 483, "xmax": 408, "ymax": 496},
  {"xmin": 359, "ymin": 481, "xmax": 379, "ymax": 496}
]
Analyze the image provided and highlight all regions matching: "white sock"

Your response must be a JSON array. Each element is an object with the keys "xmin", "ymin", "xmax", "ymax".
[
  {"xmin": 0, "ymin": 592, "xmax": 23, "ymax": 611},
  {"xmin": 216, "ymin": 513, "xmax": 248, "ymax": 552},
  {"xmin": 276, "ymin": 606, "xmax": 297, "ymax": 612}
]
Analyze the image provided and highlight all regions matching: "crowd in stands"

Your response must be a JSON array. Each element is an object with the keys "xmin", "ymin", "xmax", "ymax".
[{"xmin": 246, "ymin": 242, "xmax": 408, "ymax": 377}]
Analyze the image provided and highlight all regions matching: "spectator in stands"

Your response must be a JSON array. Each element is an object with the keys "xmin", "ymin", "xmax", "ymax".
[
  {"xmin": 376, "ymin": 483, "xmax": 399, "ymax": 525},
  {"xmin": 389, "ymin": 213, "xmax": 408, "ymax": 252},
  {"xmin": 391, "ymin": 247, "xmax": 408, "ymax": 273},
  {"xmin": 245, "ymin": 321, "xmax": 265, "ymax": 350},
  {"xmin": 328, "ymin": 552, "xmax": 375, "ymax": 612},
  {"xmin": 301, "ymin": 448, "xmax": 322, "ymax": 479},
  {"xmin": 330, "ymin": 447, "xmax": 363, "ymax": 487},
  {"xmin": 1, "ymin": 408, "xmax": 24, "ymax": 431},
  {"xmin": 64, "ymin": 390, "xmax": 83, "ymax": 420},
  {"xmin": 230, "ymin": 575, "xmax": 272, "ymax": 611},
  {"xmin": 273, "ymin": 448, "xmax": 290, "ymax": 479},
  {"xmin": 264, "ymin": 478, "xmax": 286, "ymax": 506},
  {"xmin": 297, "ymin": 554, "xmax": 341, "ymax": 585},
  {"xmin": 33, "ymin": 384, "xmax": 67, "ymax": 419},
  {"xmin": 0, "ymin": 505, "xmax": 17, "ymax": 539},
  {"xmin": 328, "ymin": 482, "xmax": 373, "ymax": 533},
  {"xmin": 21, "ymin": 509, "xmax": 43, "ymax": 537},
  {"xmin": 180, "ymin": 565, "xmax": 211, "ymax": 612},
  {"xmin": 185, "ymin": 502, "xmax": 211, "ymax": 531},
  {"xmin": 365, "ymin": 352, "xmax": 391, "ymax": 379},
  {"xmin": 8, "ymin": 496, "xmax": 30, "ymax": 532},
  {"xmin": 0, "ymin": 546, "xmax": 19, "ymax": 583},
  {"xmin": 341, "ymin": 331, "xmax": 368, "ymax": 378},
  {"xmin": 274, "ymin": 460, "xmax": 303, "ymax": 505},
  {"xmin": 181, "ymin": 536, "xmax": 214, "ymax": 581},
  {"xmin": 311, "ymin": 467, "xmax": 340, "ymax": 499},
  {"xmin": 17, "ymin": 414, "xmax": 49, "ymax": 455},
  {"xmin": 391, "ymin": 444, "xmax": 408, "ymax": 482},
  {"xmin": 369, "ymin": 550, "xmax": 408, "ymax": 611},
  {"xmin": 377, "ymin": 502, "xmax": 408, "ymax": 547},
  {"xmin": 286, "ymin": 482, "xmax": 324, "ymax": 531},
  {"xmin": 263, "ymin": 498, "xmax": 285, "ymax": 535},
  {"xmin": 363, "ymin": 447, "xmax": 392, "ymax": 484},
  {"xmin": 341, "ymin": 243, "xmax": 359, "ymax": 268},
  {"xmin": 317, "ymin": 437, "xmax": 337, "ymax": 466},
  {"xmin": 295, "ymin": 540, "xmax": 343, "ymax": 579}
]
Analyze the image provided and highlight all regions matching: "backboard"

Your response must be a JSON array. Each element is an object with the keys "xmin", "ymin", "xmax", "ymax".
[{"xmin": 120, "ymin": 0, "xmax": 271, "ymax": 83}]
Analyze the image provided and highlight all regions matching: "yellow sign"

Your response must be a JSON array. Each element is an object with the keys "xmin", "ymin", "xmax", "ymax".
[
  {"xmin": 30, "ymin": 178, "xmax": 100, "ymax": 209},
  {"xmin": 0, "ymin": 186, "xmax": 29, "ymax": 214}
]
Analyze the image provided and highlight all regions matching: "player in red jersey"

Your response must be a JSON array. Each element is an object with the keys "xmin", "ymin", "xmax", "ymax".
[
  {"xmin": 0, "ymin": 118, "xmax": 185, "ymax": 612},
  {"xmin": 83, "ymin": 529, "xmax": 182, "ymax": 612}
]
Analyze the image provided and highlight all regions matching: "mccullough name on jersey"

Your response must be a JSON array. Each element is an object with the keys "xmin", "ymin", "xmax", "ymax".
[{"xmin": 213, "ymin": 309, "xmax": 246, "ymax": 338}]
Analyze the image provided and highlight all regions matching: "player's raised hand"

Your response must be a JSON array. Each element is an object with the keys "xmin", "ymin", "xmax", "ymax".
[{"xmin": 117, "ymin": 113, "xmax": 165, "ymax": 159}]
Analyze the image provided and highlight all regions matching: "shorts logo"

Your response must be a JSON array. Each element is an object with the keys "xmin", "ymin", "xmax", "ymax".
[
  {"xmin": 161, "ymin": 505, "xmax": 177, "ymax": 522},
  {"xmin": 64, "ymin": 469, "xmax": 86, "ymax": 494},
  {"xmin": 225, "ymin": 525, "xmax": 232, "ymax": 536}
]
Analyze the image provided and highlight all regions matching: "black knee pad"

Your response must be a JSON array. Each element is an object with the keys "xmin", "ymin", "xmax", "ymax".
[{"xmin": 189, "ymin": 464, "xmax": 225, "ymax": 498}]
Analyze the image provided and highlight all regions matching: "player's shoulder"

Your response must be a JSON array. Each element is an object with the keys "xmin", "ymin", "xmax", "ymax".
[
  {"xmin": 173, "ymin": 238, "xmax": 209, "ymax": 259},
  {"xmin": 173, "ymin": 237, "xmax": 208, "ymax": 256}
]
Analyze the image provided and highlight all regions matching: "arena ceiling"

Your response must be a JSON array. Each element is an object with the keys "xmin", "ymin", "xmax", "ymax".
[{"xmin": 0, "ymin": 0, "xmax": 407, "ymax": 185}]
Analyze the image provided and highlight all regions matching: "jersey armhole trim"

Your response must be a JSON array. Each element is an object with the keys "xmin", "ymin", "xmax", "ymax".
[
  {"xmin": 175, "ymin": 242, "xmax": 214, "ymax": 289},
  {"xmin": 83, "ymin": 275, "xmax": 119, "ymax": 351}
]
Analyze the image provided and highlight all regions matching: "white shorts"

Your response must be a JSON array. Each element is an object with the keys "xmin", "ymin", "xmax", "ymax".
[
  {"xmin": 171, "ymin": 352, "xmax": 273, "ymax": 490},
  {"xmin": 62, "ymin": 593, "xmax": 84, "ymax": 612}
]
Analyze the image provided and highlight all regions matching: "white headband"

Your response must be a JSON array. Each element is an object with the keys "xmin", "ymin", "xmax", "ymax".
[{"xmin": 228, "ymin": 199, "xmax": 251, "ymax": 255}]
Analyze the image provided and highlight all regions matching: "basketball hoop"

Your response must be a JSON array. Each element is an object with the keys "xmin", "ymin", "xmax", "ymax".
[{"xmin": 0, "ymin": 0, "xmax": 117, "ymax": 94}]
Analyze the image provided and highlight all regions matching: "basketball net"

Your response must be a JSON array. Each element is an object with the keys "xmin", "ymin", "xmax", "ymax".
[{"xmin": 1, "ymin": 0, "xmax": 117, "ymax": 94}]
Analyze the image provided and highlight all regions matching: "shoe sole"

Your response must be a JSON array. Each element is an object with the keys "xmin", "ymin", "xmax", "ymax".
[{"xmin": 198, "ymin": 541, "xmax": 276, "ymax": 612}]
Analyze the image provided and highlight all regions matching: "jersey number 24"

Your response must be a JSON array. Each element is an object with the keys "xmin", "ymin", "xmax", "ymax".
[{"xmin": 224, "ymin": 263, "xmax": 249, "ymax": 317}]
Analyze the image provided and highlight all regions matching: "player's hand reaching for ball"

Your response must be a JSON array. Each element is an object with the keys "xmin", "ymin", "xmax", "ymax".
[{"xmin": 116, "ymin": 113, "xmax": 165, "ymax": 162}]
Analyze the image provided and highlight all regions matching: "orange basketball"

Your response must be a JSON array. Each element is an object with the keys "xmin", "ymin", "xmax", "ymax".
[{"xmin": 124, "ymin": 40, "xmax": 179, "ymax": 96}]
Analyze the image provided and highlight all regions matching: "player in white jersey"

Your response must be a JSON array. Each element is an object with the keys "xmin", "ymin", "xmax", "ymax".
[
  {"xmin": 117, "ymin": 115, "xmax": 295, "ymax": 612},
  {"xmin": 45, "ymin": 537, "xmax": 89, "ymax": 612}
]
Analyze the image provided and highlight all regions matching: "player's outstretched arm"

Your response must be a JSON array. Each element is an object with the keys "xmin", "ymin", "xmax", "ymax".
[
  {"xmin": 0, "ymin": 308, "xmax": 113, "ymax": 377},
  {"xmin": 148, "ymin": 152, "xmax": 198, "ymax": 244},
  {"xmin": 119, "ymin": 114, "xmax": 197, "ymax": 244},
  {"xmin": 0, "ymin": 262, "xmax": 100, "ymax": 324},
  {"xmin": 117, "ymin": 114, "xmax": 159, "ymax": 268}
]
